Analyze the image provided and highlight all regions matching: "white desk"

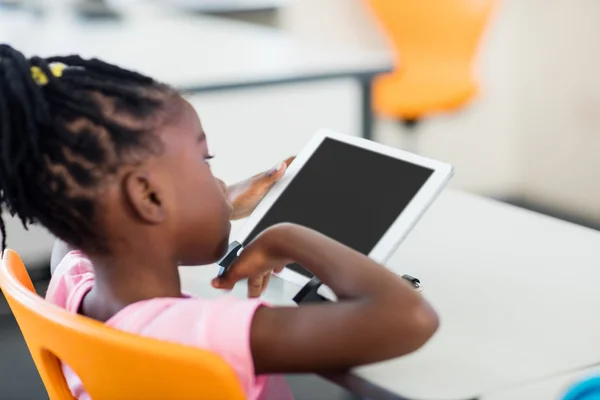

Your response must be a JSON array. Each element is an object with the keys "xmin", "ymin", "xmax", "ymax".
[
  {"xmin": 1, "ymin": 5, "xmax": 390, "ymax": 139},
  {"xmin": 181, "ymin": 190, "xmax": 600, "ymax": 400}
]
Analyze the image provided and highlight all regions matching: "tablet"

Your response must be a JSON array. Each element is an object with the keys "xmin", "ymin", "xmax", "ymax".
[{"xmin": 232, "ymin": 129, "xmax": 453, "ymax": 287}]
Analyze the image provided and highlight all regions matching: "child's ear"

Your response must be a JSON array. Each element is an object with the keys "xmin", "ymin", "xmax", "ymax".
[{"xmin": 122, "ymin": 171, "xmax": 165, "ymax": 224}]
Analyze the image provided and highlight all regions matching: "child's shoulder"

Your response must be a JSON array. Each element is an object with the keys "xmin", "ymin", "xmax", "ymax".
[
  {"xmin": 52, "ymin": 250, "xmax": 92, "ymax": 277},
  {"xmin": 109, "ymin": 294, "xmax": 265, "ymax": 343},
  {"xmin": 45, "ymin": 251, "xmax": 94, "ymax": 311}
]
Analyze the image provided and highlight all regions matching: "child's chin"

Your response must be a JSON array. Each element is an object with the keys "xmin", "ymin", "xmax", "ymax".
[{"xmin": 213, "ymin": 231, "xmax": 232, "ymax": 260}]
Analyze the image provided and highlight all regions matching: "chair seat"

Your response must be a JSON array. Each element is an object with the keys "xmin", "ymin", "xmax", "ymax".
[{"xmin": 373, "ymin": 66, "xmax": 478, "ymax": 120}]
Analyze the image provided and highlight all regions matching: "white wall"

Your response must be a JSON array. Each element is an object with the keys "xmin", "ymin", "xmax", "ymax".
[
  {"xmin": 514, "ymin": 0, "xmax": 600, "ymax": 221},
  {"xmin": 2, "ymin": 214, "xmax": 54, "ymax": 269},
  {"xmin": 189, "ymin": 79, "xmax": 360, "ymax": 183}
]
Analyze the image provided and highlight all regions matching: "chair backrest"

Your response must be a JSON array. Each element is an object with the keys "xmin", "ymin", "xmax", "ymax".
[
  {"xmin": 365, "ymin": 0, "xmax": 498, "ymax": 65},
  {"xmin": 0, "ymin": 249, "xmax": 246, "ymax": 400}
]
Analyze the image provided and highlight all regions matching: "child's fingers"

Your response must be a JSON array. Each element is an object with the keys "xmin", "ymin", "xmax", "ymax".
[
  {"xmin": 262, "ymin": 161, "xmax": 286, "ymax": 183},
  {"xmin": 261, "ymin": 273, "xmax": 271, "ymax": 294},
  {"xmin": 212, "ymin": 252, "xmax": 257, "ymax": 289},
  {"xmin": 283, "ymin": 156, "xmax": 295, "ymax": 167},
  {"xmin": 212, "ymin": 269, "xmax": 245, "ymax": 289},
  {"xmin": 211, "ymin": 277, "xmax": 235, "ymax": 290},
  {"xmin": 248, "ymin": 275, "xmax": 264, "ymax": 298},
  {"xmin": 257, "ymin": 156, "xmax": 293, "ymax": 186},
  {"xmin": 212, "ymin": 266, "xmax": 246, "ymax": 289},
  {"xmin": 213, "ymin": 272, "xmax": 270, "ymax": 297}
]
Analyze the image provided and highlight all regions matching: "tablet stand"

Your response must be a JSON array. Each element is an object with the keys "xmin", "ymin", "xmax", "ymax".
[
  {"xmin": 292, "ymin": 274, "xmax": 423, "ymax": 304},
  {"xmin": 292, "ymin": 277, "xmax": 329, "ymax": 304}
]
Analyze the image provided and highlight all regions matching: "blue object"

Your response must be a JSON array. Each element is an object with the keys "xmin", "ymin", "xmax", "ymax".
[{"xmin": 563, "ymin": 377, "xmax": 600, "ymax": 400}]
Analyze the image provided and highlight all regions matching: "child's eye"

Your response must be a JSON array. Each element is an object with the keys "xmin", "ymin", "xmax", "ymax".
[{"xmin": 204, "ymin": 154, "xmax": 215, "ymax": 166}]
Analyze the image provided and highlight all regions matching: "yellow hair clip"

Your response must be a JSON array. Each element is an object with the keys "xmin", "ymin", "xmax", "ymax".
[{"xmin": 31, "ymin": 63, "xmax": 66, "ymax": 86}]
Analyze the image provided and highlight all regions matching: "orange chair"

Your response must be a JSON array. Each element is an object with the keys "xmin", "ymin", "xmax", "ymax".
[
  {"xmin": 365, "ymin": 0, "xmax": 498, "ymax": 128},
  {"xmin": 0, "ymin": 249, "xmax": 245, "ymax": 400}
]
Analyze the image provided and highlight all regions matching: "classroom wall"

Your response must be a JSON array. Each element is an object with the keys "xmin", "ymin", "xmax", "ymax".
[
  {"xmin": 515, "ymin": 0, "xmax": 600, "ymax": 222},
  {"xmin": 189, "ymin": 79, "xmax": 360, "ymax": 183},
  {"xmin": 1, "ymin": 215, "xmax": 54, "ymax": 269}
]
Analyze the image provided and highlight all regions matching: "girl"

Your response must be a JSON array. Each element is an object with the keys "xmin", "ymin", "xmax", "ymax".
[{"xmin": 0, "ymin": 44, "xmax": 439, "ymax": 400}]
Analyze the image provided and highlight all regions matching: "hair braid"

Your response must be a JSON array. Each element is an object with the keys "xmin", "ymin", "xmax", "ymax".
[{"xmin": 0, "ymin": 44, "xmax": 176, "ymax": 253}]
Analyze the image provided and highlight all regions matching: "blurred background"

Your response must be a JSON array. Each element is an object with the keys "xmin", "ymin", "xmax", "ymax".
[{"xmin": 1, "ymin": 0, "xmax": 599, "ymax": 398}]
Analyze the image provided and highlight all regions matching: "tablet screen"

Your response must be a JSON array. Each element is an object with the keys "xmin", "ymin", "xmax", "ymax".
[{"xmin": 242, "ymin": 138, "xmax": 434, "ymax": 278}]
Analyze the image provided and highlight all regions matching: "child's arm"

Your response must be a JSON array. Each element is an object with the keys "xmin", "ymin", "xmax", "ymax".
[{"xmin": 215, "ymin": 223, "xmax": 439, "ymax": 374}]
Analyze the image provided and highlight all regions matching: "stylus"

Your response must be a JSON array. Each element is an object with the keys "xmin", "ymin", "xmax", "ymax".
[
  {"xmin": 217, "ymin": 241, "xmax": 243, "ymax": 278},
  {"xmin": 401, "ymin": 274, "xmax": 422, "ymax": 291}
]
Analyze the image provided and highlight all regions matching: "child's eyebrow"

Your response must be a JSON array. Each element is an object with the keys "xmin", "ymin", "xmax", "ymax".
[{"xmin": 198, "ymin": 131, "xmax": 206, "ymax": 141}]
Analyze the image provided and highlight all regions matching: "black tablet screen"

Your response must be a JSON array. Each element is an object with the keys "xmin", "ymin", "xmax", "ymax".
[{"xmin": 242, "ymin": 138, "xmax": 434, "ymax": 278}]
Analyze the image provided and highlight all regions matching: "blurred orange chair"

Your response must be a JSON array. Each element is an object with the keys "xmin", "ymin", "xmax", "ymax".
[
  {"xmin": 365, "ymin": 0, "xmax": 498, "ymax": 131},
  {"xmin": 0, "ymin": 249, "xmax": 245, "ymax": 400}
]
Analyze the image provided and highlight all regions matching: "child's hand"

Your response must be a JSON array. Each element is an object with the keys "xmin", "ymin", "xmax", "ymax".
[
  {"xmin": 212, "ymin": 225, "xmax": 294, "ymax": 298},
  {"xmin": 226, "ymin": 157, "xmax": 295, "ymax": 220}
]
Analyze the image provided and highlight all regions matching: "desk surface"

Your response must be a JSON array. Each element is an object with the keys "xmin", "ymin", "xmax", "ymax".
[
  {"xmin": 0, "ymin": 6, "xmax": 391, "ymax": 91},
  {"xmin": 349, "ymin": 191, "xmax": 600, "ymax": 399},
  {"xmin": 181, "ymin": 190, "xmax": 600, "ymax": 400}
]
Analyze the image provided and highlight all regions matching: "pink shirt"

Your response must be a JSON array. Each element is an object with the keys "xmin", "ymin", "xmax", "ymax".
[{"xmin": 45, "ymin": 251, "xmax": 293, "ymax": 400}]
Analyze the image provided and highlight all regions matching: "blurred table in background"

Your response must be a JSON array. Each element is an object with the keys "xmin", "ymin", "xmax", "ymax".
[
  {"xmin": 0, "ymin": 0, "xmax": 22, "ymax": 6},
  {"xmin": 158, "ymin": 0, "xmax": 294, "ymax": 26},
  {"xmin": 159, "ymin": 0, "xmax": 292, "ymax": 13}
]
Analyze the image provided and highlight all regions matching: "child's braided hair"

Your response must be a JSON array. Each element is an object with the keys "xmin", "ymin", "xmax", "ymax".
[{"xmin": 0, "ymin": 44, "xmax": 177, "ymax": 252}]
